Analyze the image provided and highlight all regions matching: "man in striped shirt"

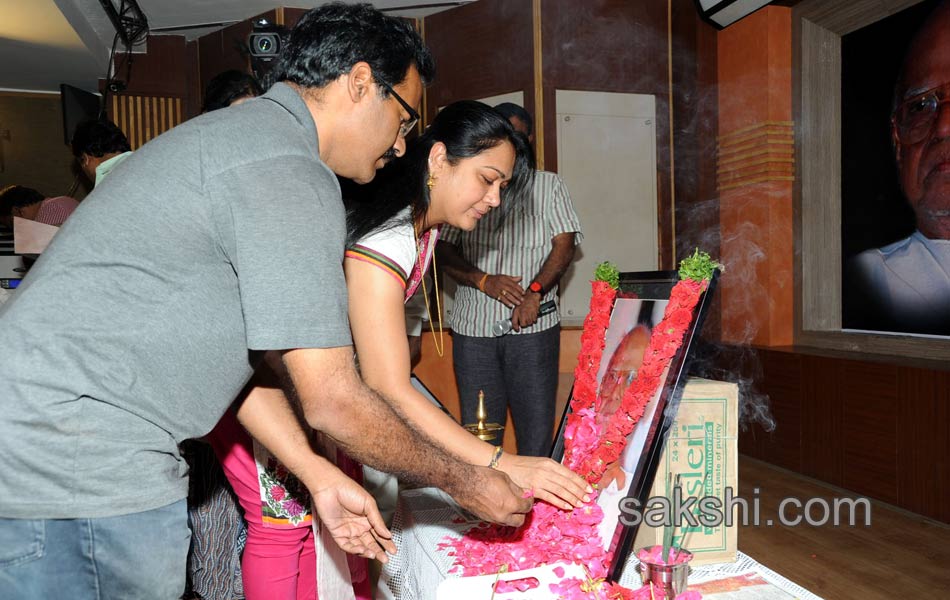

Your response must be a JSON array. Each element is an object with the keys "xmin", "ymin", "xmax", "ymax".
[{"xmin": 437, "ymin": 103, "xmax": 582, "ymax": 457}]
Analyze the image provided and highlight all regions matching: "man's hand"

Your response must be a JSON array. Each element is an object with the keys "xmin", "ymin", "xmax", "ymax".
[
  {"xmin": 311, "ymin": 468, "xmax": 397, "ymax": 563},
  {"xmin": 451, "ymin": 466, "xmax": 533, "ymax": 526},
  {"xmin": 483, "ymin": 274, "xmax": 525, "ymax": 308},
  {"xmin": 511, "ymin": 292, "xmax": 542, "ymax": 331},
  {"xmin": 283, "ymin": 348, "xmax": 530, "ymax": 528}
]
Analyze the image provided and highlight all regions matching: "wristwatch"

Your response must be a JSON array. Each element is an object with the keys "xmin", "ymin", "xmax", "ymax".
[{"xmin": 529, "ymin": 281, "xmax": 543, "ymax": 294}]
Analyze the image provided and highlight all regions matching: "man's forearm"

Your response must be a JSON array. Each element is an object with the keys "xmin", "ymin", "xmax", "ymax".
[
  {"xmin": 281, "ymin": 347, "xmax": 477, "ymax": 497},
  {"xmin": 530, "ymin": 233, "xmax": 577, "ymax": 292},
  {"xmin": 435, "ymin": 240, "xmax": 483, "ymax": 287},
  {"xmin": 234, "ymin": 380, "xmax": 340, "ymax": 495}
]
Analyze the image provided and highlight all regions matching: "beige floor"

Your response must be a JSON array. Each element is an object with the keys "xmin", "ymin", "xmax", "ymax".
[{"xmin": 737, "ymin": 457, "xmax": 950, "ymax": 599}]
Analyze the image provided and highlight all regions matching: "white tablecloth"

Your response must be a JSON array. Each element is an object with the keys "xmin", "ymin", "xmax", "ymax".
[{"xmin": 379, "ymin": 488, "xmax": 823, "ymax": 600}]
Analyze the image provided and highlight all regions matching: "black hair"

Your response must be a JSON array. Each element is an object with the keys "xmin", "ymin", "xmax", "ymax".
[
  {"xmin": 345, "ymin": 100, "xmax": 535, "ymax": 246},
  {"xmin": 70, "ymin": 119, "xmax": 131, "ymax": 158},
  {"xmin": 0, "ymin": 185, "xmax": 44, "ymax": 218},
  {"xmin": 493, "ymin": 102, "xmax": 534, "ymax": 137},
  {"xmin": 272, "ymin": 2, "xmax": 435, "ymax": 98},
  {"xmin": 202, "ymin": 70, "xmax": 264, "ymax": 112}
]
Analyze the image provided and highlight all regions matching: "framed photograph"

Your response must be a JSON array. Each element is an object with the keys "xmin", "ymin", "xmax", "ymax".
[
  {"xmin": 840, "ymin": 0, "xmax": 949, "ymax": 336},
  {"xmin": 797, "ymin": 0, "xmax": 950, "ymax": 360},
  {"xmin": 550, "ymin": 270, "xmax": 718, "ymax": 581}
]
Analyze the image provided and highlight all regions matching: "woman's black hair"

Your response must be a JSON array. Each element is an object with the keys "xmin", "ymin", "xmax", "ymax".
[
  {"xmin": 272, "ymin": 3, "xmax": 435, "ymax": 92},
  {"xmin": 345, "ymin": 100, "xmax": 535, "ymax": 246},
  {"xmin": 202, "ymin": 70, "xmax": 264, "ymax": 112}
]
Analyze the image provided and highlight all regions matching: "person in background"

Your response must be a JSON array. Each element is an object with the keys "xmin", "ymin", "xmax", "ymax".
[
  {"xmin": 0, "ymin": 185, "xmax": 78, "ymax": 308},
  {"xmin": 0, "ymin": 4, "xmax": 529, "ymax": 599},
  {"xmin": 0, "ymin": 185, "xmax": 78, "ymax": 228},
  {"xmin": 202, "ymin": 70, "xmax": 265, "ymax": 113},
  {"xmin": 437, "ymin": 102, "xmax": 583, "ymax": 458},
  {"xmin": 183, "ymin": 69, "xmax": 267, "ymax": 600},
  {"xmin": 846, "ymin": 0, "xmax": 950, "ymax": 334},
  {"xmin": 70, "ymin": 118, "xmax": 132, "ymax": 186}
]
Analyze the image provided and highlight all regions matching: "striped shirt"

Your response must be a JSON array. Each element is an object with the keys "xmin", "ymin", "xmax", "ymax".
[
  {"xmin": 35, "ymin": 196, "xmax": 79, "ymax": 226},
  {"xmin": 441, "ymin": 170, "xmax": 582, "ymax": 337}
]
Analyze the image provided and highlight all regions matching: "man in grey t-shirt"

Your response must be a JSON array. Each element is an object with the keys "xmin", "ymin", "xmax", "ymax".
[{"xmin": 0, "ymin": 5, "xmax": 529, "ymax": 598}]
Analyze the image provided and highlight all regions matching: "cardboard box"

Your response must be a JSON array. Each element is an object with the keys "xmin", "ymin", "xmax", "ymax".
[{"xmin": 632, "ymin": 377, "xmax": 738, "ymax": 566}]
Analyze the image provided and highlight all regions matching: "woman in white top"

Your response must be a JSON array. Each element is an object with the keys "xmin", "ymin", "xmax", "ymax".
[{"xmin": 344, "ymin": 100, "xmax": 590, "ymax": 511}]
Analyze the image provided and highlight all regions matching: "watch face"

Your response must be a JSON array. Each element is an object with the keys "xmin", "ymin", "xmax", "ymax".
[{"xmin": 530, "ymin": 282, "xmax": 542, "ymax": 293}]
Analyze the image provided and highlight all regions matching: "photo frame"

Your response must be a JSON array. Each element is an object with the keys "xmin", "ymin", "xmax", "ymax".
[
  {"xmin": 839, "ymin": 0, "xmax": 948, "ymax": 336},
  {"xmin": 550, "ymin": 269, "xmax": 718, "ymax": 581},
  {"xmin": 796, "ymin": 0, "xmax": 950, "ymax": 360}
]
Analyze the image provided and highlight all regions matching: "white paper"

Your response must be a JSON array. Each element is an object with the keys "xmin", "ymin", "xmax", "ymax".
[{"xmin": 13, "ymin": 217, "xmax": 58, "ymax": 255}]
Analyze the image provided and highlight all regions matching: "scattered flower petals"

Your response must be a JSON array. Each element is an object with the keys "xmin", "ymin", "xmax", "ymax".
[
  {"xmin": 495, "ymin": 577, "xmax": 540, "ymax": 593},
  {"xmin": 440, "ymin": 274, "xmax": 711, "ymax": 600},
  {"xmin": 637, "ymin": 545, "xmax": 693, "ymax": 566}
]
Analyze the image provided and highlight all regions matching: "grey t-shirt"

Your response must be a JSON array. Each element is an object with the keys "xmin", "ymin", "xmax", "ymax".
[{"xmin": 0, "ymin": 83, "xmax": 351, "ymax": 519}]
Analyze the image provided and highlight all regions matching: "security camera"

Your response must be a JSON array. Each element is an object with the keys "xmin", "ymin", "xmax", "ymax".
[
  {"xmin": 248, "ymin": 18, "xmax": 281, "ymax": 60},
  {"xmin": 248, "ymin": 32, "xmax": 280, "ymax": 58}
]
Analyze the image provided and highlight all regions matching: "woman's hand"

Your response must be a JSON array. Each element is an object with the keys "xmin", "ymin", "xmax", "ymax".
[
  {"xmin": 311, "ymin": 469, "xmax": 397, "ymax": 563},
  {"xmin": 497, "ymin": 452, "xmax": 592, "ymax": 510}
]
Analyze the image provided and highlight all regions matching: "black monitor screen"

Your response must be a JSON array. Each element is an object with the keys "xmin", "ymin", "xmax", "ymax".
[{"xmin": 60, "ymin": 84, "xmax": 101, "ymax": 145}]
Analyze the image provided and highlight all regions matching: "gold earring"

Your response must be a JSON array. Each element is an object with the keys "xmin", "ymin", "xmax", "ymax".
[{"xmin": 427, "ymin": 174, "xmax": 436, "ymax": 191}]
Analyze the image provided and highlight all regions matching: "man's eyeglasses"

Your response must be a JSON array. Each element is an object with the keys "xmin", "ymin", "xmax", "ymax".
[
  {"xmin": 893, "ymin": 81, "xmax": 950, "ymax": 145},
  {"xmin": 377, "ymin": 81, "xmax": 420, "ymax": 138}
]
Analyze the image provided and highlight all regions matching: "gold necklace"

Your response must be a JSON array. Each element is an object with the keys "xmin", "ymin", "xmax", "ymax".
[{"xmin": 415, "ymin": 224, "xmax": 445, "ymax": 357}]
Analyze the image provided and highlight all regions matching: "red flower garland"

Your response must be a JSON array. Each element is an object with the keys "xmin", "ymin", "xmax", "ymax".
[
  {"xmin": 440, "ymin": 276, "xmax": 709, "ymax": 600},
  {"xmin": 563, "ymin": 280, "xmax": 617, "ymax": 470},
  {"xmin": 573, "ymin": 278, "xmax": 705, "ymax": 484}
]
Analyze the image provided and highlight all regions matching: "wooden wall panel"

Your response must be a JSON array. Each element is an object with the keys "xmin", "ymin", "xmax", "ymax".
[
  {"xmin": 541, "ymin": 0, "xmax": 696, "ymax": 269},
  {"xmin": 759, "ymin": 350, "xmax": 802, "ymax": 471},
  {"xmin": 281, "ymin": 8, "xmax": 308, "ymax": 28},
  {"xmin": 117, "ymin": 35, "xmax": 189, "ymax": 98},
  {"xmin": 424, "ymin": 0, "xmax": 719, "ymax": 268},
  {"xmin": 184, "ymin": 40, "xmax": 201, "ymax": 119},
  {"xmin": 738, "ymin": 348, "xmax": 949, "ymax": 524},
  {"xmin": 197, "ymin": 19, "xmax": 257, "ymax": 101},
  {"xmin": 108, "ymin": 94, "xmax": 183, "ymax": 150},
  {"xmin": 0, "ymin": 93, "xmax": 89, "ymax": 198},
  {"xmin": 98, "ymin": 35, "xmax": 192, "ymax": 124},
  {"xmin": 423, "ymin": 0, "xmax": 534, "ymax": 122},
  {"xmin": 800, "ymin": 354, "xmax": 843, "ymax": 485},
  {"xmin": 841, "ymin": 360, "xmax": 899, "ymax": 504},
  {"xmin": 897, "ymin": 368, "xmax": 950, "ymax": 522}
]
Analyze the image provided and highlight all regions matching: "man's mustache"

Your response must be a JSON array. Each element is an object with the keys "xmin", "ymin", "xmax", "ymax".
[{"xmin": 381, "ymin": 147, "xmax": 398, "ymax": 162}]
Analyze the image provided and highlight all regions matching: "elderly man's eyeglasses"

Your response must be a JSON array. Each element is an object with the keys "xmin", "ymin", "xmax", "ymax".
[
  {"xmin": 893, "ymin": 82, "xmax": 950, "ymax": 145},
  {"xmin": 378, "ymin": 81, "xmax": 420, "ymax": 138}
]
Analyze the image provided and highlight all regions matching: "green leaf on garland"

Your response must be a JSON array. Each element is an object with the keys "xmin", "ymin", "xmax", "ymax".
[
  {"xmin": 593, "ymin": 261, "xmax": 620, "ymax": 289},
  {"xmin": 678, "ymin": 248, "xmax": 722, "ymax": 282}
]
